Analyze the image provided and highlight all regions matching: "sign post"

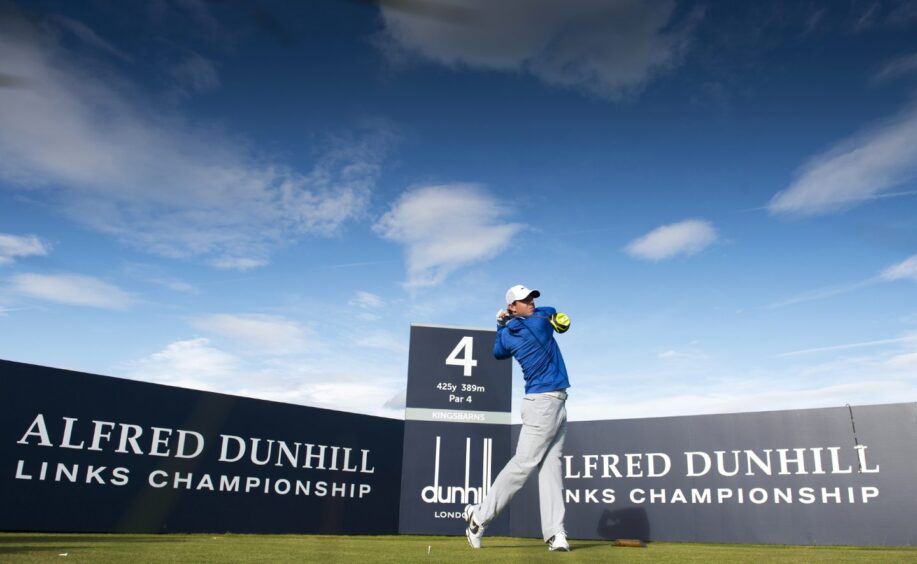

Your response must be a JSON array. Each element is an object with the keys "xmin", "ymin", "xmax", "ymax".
[{"xmin": 397, "ymin": 324, "xmax": 513, "ymax": 535}]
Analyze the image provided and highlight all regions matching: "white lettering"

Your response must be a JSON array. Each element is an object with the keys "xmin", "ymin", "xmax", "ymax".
[
  {"xmin": 828, "ymin": 447, "xmax": 852, "ymax": 474},
  {"xmin": 175, "ymin": 430, "xmax": 205, "ymax": 459},
  {"xmin": 17, "ymin": 414, "xmax": 52, "ymax": 446},
  {"xmin": 647, "ymin": 453, "xmax": 671, "ymax": 477},
  {"xmin": 854, "ymin": 445, "xmax": 880, "ymax": 473},
  {"xmin": 219, "ymin": 435, "xmax": 246, "ymax": 463},
  {"xmin": 686, "ymin": 452, "xmax": 711, "ymax": 477},
  {"xmin": 88, "ymin": 421, "xmax": 116, "ymax": 452},
  {"xmin": 15, "ymin": 460, "xmax": 32, "ymax": 480},
  {"xmin": 116, "ymin": 424, "xmax": 144, "ymax": 454},
  {"xmin": 583, "ymin": 455, "xmax": 598, "ymax": 478},
  {"xmin": 565, "ymin": 455, "xmax": 580, "ymax": 478},
  {"xmin": 149, "ymin": 470, "xmax": 168, "ymax": 488},
  {"xmin": 715, "ymin": 450, "xmax": 741, "ymax": 477},
  {"xmin": 149, "ymin": 427, "xmax": 173, "ymax": 457},
  {"xmin": 250, "ymin": 438, "xmax": 274, "ymax": 466},
  {"xmin": 60, "ymin": 417, "xmax": 84, "ymax": 449}
]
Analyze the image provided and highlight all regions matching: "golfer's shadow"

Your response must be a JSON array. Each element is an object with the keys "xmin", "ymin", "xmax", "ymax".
[{"xmin": 596, "ymin": 507, "xmax": 650, "ymax": 541}]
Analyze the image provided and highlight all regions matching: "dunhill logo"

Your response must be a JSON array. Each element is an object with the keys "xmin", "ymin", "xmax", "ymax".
[{"xmin": 421, "ymin": 436, "xmax": 493, "ymax": 505}]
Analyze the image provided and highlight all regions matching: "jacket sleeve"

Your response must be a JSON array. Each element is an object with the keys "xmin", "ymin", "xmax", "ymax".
[{"xmin": 493, "ymin": 326, "xmax": 512, "ymax": 359}]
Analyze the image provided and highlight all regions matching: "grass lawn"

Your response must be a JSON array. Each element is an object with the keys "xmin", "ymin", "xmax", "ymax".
[{"xmin": 1, "ymin": 533, "xmax": 915, "ymax": 563}]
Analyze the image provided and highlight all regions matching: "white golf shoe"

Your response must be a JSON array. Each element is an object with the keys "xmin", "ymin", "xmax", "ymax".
[
  {"xmin": 548, "ymin": 532, "xmax": 570, "ymax": 552},
  {"xmin": 463, "ymin": 505, "xmax": 484, "ymax": 549}
]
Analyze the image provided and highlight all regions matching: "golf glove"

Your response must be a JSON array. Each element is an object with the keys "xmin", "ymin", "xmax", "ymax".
[{"xmin": 549, "ymin": 312, "xmax": 571, "ymax": 333}]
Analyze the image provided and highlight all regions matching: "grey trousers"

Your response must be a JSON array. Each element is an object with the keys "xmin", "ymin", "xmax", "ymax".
[{"xmin": 473, "ymin": 392, "xmax": 568, "ymax": 541}]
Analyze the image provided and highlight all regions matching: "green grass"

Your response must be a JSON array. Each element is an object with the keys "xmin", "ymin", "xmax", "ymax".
[{"xmin": 1, "ymin": 533, "xmax": 915, "ymax": 563}]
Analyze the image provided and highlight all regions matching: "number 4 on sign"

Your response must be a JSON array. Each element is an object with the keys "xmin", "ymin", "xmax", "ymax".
[{"xmin": 446, "ymin": 336, "xmax": 477, "ymax": 376}]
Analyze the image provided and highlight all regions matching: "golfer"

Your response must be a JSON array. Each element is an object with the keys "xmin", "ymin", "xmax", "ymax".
[{"xmin": 464, "ymin": 284, "xmax": 571, "ymax": 552}]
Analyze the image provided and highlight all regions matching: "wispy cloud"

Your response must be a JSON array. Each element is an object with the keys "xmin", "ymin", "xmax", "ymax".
[
  {"xmin": 122, "ymin": 263, "xmax": 197, "ymax": 293},
  {"xmin": 886, "ymin": 351, "xmax": 917, "ymax": 368},
  {"xmin": 873, "ymin": 52, "xmax": 917, "ymax": 83},
  {"xmin": 881, "ymin": 254, "xmax": 917, "ymax": 282},
  {"xmin": 570, "ymin": 378, "xmax": 917, "ymax": 421},
  {"xmin": 7, "ymin": 272, "xmax": 133, "ymax": 309},
  {"xmin": 191, "ymin": 313, "xmax": 312, "ymax": 355},
  {"xmin": 353, "ymin": 330, "xmax": 408, "ymax": 353},
  {"xmin": 854, "ymin": 0, "xmax": 917, "ymax": 31},
  {"xmin": 768, "ymin": 254, "xmax": 917, "ymax": 309},
  {"xmin": 376, "ymin": 0, "xmax": 701, "ymax": 100},
  {"xmin": 375, "ymin": 184, "xmax": 524, "ymax": 288},
  {"xmin": 568, "ymin": 335, "xmax": 917, "ymax": 421},
  {"xmin": 769, "ymin": 104, "xmax": 917, "ymax": 215},
  {"xmin": 777, "ymin": 335, "xmax": 917, "ymax": 357},
  {"xmin": 658, "ymin": 347, "xmax": 707, "ymax": 362},
  {"xmin": 350, "ymin": 290, "xmax": 385, "ymax": 309},
  {"xmin": 766, "ymin": 278, "xmax": 879, "ymax": 309},
  {"xmin": 168, "ymin": 51, "xmax": 220, "ymax": 99},
  {"xmin": 348, "ymin": 290, "xmax": 386, "ymax": 320},
  {"xmin": 209, "ymin": 257, "xmax": 268, "ymax": 271},
  {"xmin": 624, "ymin": 219, "xmax": 717, "ymax": 261},
  {"xmin": 0, "ymin": 233, "xmax": 49, "ymax": 265},
  {"xmin": 50, "ymin": 16, "xmax": 133, "ymax": 62},
  {"xmin": 0, "ymin": 16, "xmax": 392, "ymax": 269}
]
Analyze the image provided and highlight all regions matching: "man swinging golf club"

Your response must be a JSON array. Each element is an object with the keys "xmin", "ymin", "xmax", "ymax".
[{"xmin": 464, "ymin": 284, "xmax": 571, "ymax": 552}]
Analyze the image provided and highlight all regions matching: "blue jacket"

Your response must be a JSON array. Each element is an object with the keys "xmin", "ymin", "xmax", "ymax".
[{"xmin": 493, "ymin": 306, "xmax": 570, "ymax": 394}]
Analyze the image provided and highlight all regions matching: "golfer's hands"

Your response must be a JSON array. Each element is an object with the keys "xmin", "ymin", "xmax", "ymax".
[{"xmin": 496, "ymin": 309, "xmax": 510, "ymax": 326}]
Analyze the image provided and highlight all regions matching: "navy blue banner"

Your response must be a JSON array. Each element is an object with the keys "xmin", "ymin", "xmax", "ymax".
[
  {"xmin": 508, "ymin": 403, "xmax": 917, "ymax": 546},
  {"xmin": 1, "ymin": 359, "xmax": 403, "ymax": 534},
  {"xmin": 4, "ymin": 356, "xmax": 916, "ymax": 546}
]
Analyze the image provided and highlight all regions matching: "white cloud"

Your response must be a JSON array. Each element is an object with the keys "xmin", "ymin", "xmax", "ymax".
[
  {"xmin": 191, "ymin": 314, "xmax": 312, "ymax": 355},
  {"xmin": 0, "ymin": 233, "xmax": 49, "ymax": 265},
  {"xmin": 566, "ymin": 335, "xmax": 917, "ymax": 422},
  {"xmin": 881, "ymin": 254, "xmax": 917, "ymax": 282},
  {"xmin": 169, "ymin": 51, "xmax": 220, "ymax": 99},
  {"xmin": 124, "ymin": 338, "xmax": 240, "ymax": 390},
  {"xmin": 123, "ymin": 263, "xmax": 197, "ymax": 293},
  {"xmin": 886, "ymin": 351, "xmax": 917, "ymax": 368},
  {"xmin": 377, "ymin": 0, "xmax": 700, "ymax": 100},
  {"xmin": 873, "ymin": 52, "xmax": 917, "ymax": 83},
  {"xmin": 210, "ymin": 257, "xmax": 268, "ymax": 271},
  {"xmin": 777, "ymin": 335, "xmax": 917, "ymax": 357},
  {"xmin": 8, "ymin": 272, "xmax": 133, "ymax": 309},
  {"xmin": 569, "ymin": 379, "xmax": 917, "ymax": 422},
  {"xmin": 766, "ymin": 255, "xmax": 917, "ymax": 310},
  {"xmin": 122, "ymin": 338, "xmax": 406, "ymax": 418},
  {"xmin": 348, "ymin": 291, "xmax": 385, "ymax": 321},
  {"xmin": 766, "ymin": 278, "xmax": 878, "ymax": 309},
  {"xmin": 658, "ymin": 348, "xmax": 707, "ymax": 361},
  {"xmin": 246, "ymin": 380, "xmax": 402, "ymax": 417},
  {"xmin": 50, "ymin": 16, "xmax": 133, "ymax": 62},
  {"xmin": 350, "ymin": 290, "xmax": 385, "ymax": 309},
  {"xmin": 0, "ymin": 18, "xmax": 390, "ymax": 269},
  {"xmin": 375, "ymin": 184, "xmax": 524, "ymax": 288},
  {"xmin": 353, "ymin": 330, "xmax": 408, "ymax": 353},
  {"xmin": 624, "ymin": 219, "xmax": 717, "ymax": 261},
  {"xmin": 769, "ymin": 105, "xmax": 917, "ymax": 215}
]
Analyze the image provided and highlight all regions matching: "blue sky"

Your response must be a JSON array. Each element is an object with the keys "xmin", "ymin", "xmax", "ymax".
[{"xmin": 1, "ymin": 0, "xmax": 916, "ymax": 421}]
